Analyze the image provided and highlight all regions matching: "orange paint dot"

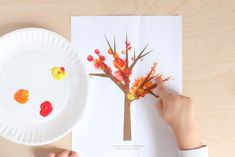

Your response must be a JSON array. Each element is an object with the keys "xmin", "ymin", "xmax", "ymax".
[
  {"xmin": 108, "ymin": 49, "xmax": 113, "ymax": 54},
  {"xmin": 113, "ymin": 53, "xmax": 119, "ymax": 59},
  {"xmin": 14, "ymin": 89, "xmax": 29, "ymax": 104}
]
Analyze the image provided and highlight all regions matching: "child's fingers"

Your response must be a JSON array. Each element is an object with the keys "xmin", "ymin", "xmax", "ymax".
[
  {"xmin": 156, "ymin": 77, "xmax": 168, "ymax": 99},
  {"xmin": 156, "ymin": 100, "xmax": 163, "ymax": 116},
  {"xmin": 69, "ymin": 151, "xmax": 79, "ymax": 157},
  {"xmin": 47, "ymin": 153, "xmax": 55, "ymax": 157},
  {"xmin": 57, "ymin": 150, "xmax": 70, "ymax": 157}
]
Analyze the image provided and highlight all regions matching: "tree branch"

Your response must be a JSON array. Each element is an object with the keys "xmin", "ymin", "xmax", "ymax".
[
  {"xmin": 106, "ymin": 72, "xmax": 125, "ymax": 92},
  {"xmin": 146, "ymin": 74, "xmax": 160, "ymax": 84},
  {"xmin": 149, "ymin": 91, "xmax": 159, "ymax": 98},
  {"xmin": 163, "ymin": 76, "xmax": 172, "ymax": 82},
  {"xmin": 102, "ymin": 35, "xmax": 128, "ymax": 92},
  {"xmin": 90, "ymin": 73, "xmax": 109, "ymax": 78},
  {"xmin": 139, "ymin": 50, "xmax": 153, "ymax": 59},
  {"xmin": 125, "ymin": 33, "xmax": 129, "ymax": 68},
  {"xmin": 133, "ymin": 49, "xmax": 136, "ymax": 60},
  {"xmin": 129, "ymin": 44, "xmax": 152, "ymax": 71},
  {"xmin": 139, "ymin": 63, "xmax": 157, "ymax": 89},
  {"xmin": 90, "ymin": 72, "xmax": 125, "ymax": 92},
  {"xmin": 145, "ymin": 84, "xmax": 157, "ymax": 91},
  {"xmin": 104, "ymin": 35, "xmax": 113, "ymax": 53}
]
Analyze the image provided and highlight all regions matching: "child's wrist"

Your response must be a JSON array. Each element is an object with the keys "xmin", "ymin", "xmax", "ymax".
[
  {"xmin": 173, "ymin": 124, "xmax": 201, "ymax": 150},
  {"xmin": 171, "ymin": 116, "xmax": 197, "ymax": 133},
  {"xmin": 172, "ymin": 122, "xmax": 196, "ymax": 133}
]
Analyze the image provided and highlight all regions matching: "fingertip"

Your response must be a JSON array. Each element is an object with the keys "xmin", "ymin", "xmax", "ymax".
[
  {"xmin": 57, "ymin": 150, "xmax": 70, "ymax": 157},
  {"xmin": 156, "ymin": 83, "xmax": 164, "ymax": 94},
  {"xmin": 156, "ymin": 76, "xmax": 163, "ymax": 84},
  {"xmin": 47, "ymin": 153, "xmax": 55, "ymax": 157},
  {"xmin": 156, "ymin": 77, "xmax": 163, "ymax": 89},
  {"xmin": 156, "ymin": 76, "xmax": 169, "ymax": 98},
  {"xmin": 70, "ymin": 151, "xmax": 79, "ymax": 157}
]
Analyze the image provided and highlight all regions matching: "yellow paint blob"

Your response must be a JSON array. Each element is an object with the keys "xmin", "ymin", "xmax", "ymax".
[
  {"xmin": 51, "ymin": 66, "xmax": 67, "ymax": 80},
  {"xmin": 127, "ymin": 93, "xmax": 135, "ymax": 101}
]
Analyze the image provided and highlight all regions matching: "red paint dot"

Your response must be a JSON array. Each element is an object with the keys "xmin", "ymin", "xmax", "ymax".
[
  {"xmin": 60, "ymin": 67, "xmax": 65, "ymax": 72},
  {"xmin": 99, "ymin": 55, "xmax": 105, "ymax": 61},
  {"xmin": 87, "ymin": 55, "xmax": 93, "ymax": 61},
  {"xmin": 94, "ymin": 49, "xmax": 100, "ymax": 54},
  {"xmin": 125, "ymin": 41, "xmax": 130, "ymax": 45},
  {"xmin": 40, "ymin": 101, "xmax": 53, "ymax": 117}
]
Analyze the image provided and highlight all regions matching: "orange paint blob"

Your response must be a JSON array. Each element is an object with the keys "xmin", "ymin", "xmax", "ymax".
[{"xmin": 14, "ymin": 89, "xmax": 29, "ymax": 104}]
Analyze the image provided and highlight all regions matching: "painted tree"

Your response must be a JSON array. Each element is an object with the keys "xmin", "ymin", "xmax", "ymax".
[{"xmin": 87, "ymin": 35, "xmax": 171, "ymax": 141}]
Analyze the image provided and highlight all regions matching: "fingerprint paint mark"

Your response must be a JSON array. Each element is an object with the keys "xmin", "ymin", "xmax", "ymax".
[
  {"xmin": 14, "ymin": 89, "xmax": 29, "ymax": 104},
  {"xmin": 51, "ymin": 66, "xmax": 67, "ymax": 80},
  {"xmin": 40, "ymin": 101, "xmax": 53, "ymax": 117}
]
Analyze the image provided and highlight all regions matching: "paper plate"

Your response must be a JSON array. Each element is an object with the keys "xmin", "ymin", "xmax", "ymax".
[{"xmin": 0, "ymin": 28, "xmax": 89, "ymax": 145}]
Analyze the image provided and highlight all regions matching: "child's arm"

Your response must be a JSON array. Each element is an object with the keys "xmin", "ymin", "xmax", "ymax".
[{"xmin": 156, "ymin": 77, "xmax": 208, "ymax": 157}]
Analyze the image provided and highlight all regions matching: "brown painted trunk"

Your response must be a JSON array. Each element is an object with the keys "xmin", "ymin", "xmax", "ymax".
[{"xmin": 123, "ymin": 95, "xmax": 132, "ymax": 140}]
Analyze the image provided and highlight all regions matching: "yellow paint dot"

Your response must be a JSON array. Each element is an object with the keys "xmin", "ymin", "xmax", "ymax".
[
  {"xmin": 51, "ymin": 66, "xmax": 67, "ymax": 80},
  {"xmin": 127, "ymin": 93, "xmax": 135, "ymax": 101}
]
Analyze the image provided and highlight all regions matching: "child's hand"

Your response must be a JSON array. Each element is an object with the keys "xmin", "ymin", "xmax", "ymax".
[
  {"xmin": 47, "ymin": 150, "xmax": 78, "ymax": 157},
  {"xmin": 156, "ymin": 77, "xmax": 201, "ymax": 150}
]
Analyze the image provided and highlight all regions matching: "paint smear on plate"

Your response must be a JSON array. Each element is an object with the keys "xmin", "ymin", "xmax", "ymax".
[
  {"xmin": 14, "ymin": 89, "xmax": 29, "ymax": 104},
  {"xmin": 40, "ymin": 101, "xmax": 53, "ymax": 117},
  {"xmin": 51, "ymin": 66, "xmax": 67, "ymax": 80}
]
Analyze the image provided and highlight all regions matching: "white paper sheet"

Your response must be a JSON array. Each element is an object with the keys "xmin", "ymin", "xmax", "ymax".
[{"xmin": 71, "ymin": 16, "xmax": 182, "ymax": 157}]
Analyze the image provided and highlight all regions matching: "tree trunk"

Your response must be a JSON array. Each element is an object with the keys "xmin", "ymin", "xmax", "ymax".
[{"xmin": 123, "ymin": 94, "xmax": 132, "ymax": 141}]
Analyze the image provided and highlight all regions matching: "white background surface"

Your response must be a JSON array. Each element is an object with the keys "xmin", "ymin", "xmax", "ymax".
[{"xmin": 71, "ymin": 16, "xmax": 182, "ymax": 157}]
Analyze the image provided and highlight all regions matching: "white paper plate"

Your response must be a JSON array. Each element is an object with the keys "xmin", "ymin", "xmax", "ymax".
[{"xmin": 0, "ymin": 28, "xmax": 89, "ymax": 145}]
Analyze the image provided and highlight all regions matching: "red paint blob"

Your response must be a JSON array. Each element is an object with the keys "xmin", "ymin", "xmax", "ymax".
[
  {"xmin": 94, "ymin": 49, "xmax": 100, "ymax": 54},
  {"xmin": 40, "ymin": 101, "xmax": 53, "ymax": 117},
  {"xmin": 99, "ymin": 55, "xmax": 105, "ymax": 61},
  {"xmin": 125, "ymin": 41, "xmax": 130, "ymax": 45},
  {"xmin": 87, "ymin": 55, "xmax": 93, "ymax": 61},
  {"xmin": 60, "ymin": 67, "xmax": 65, "ymax": 72}
]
